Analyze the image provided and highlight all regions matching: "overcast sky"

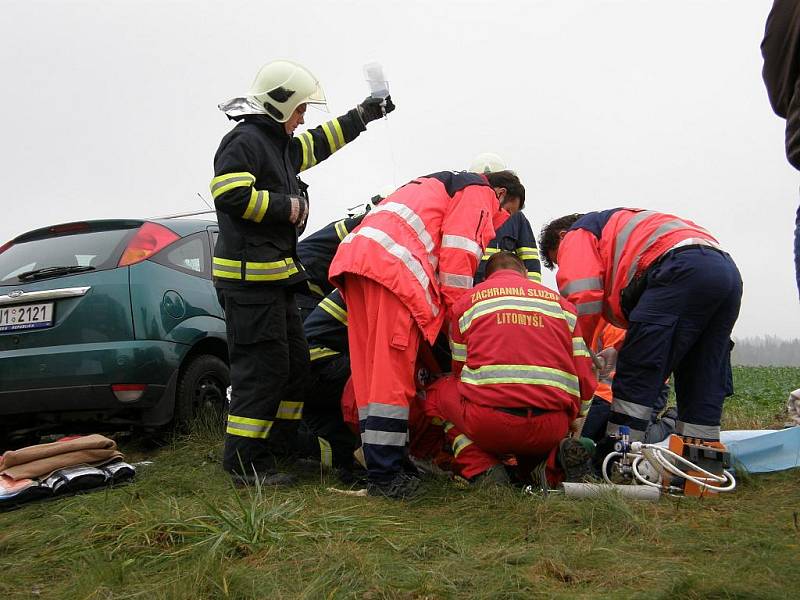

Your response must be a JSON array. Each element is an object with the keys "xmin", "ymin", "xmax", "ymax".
[{"xmin": 1, "ymin": 0, "xmax": 797, "ymax": 339}]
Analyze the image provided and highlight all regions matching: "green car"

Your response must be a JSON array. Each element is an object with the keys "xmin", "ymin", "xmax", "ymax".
[{"xmin": 0, "ymin": 218, "xmax": 229, "ymax": 448}]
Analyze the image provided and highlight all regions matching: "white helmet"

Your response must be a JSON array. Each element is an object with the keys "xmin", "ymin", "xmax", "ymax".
[
  {"xmin": 248, "ymin": 59, "xmax": 327, "ymax": 123},
  {"xmin": 469, "ymin": 152, "xmax": 507, "ymax": 174}
]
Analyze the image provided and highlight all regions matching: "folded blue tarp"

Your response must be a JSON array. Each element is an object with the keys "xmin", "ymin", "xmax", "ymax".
[{"xmin": 721, "ymin": 428, "xmax": 800, "ymax": 474}]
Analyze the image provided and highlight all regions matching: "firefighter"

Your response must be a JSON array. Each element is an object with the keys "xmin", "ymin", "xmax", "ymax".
[
  {"xmin": 329, "ymin": 170, "xmax": 514, "ymax": 499},
  {"xmin": 298, "ymin": 289, "xmax": 362, "ymax": 478},
  {"xmin": 539, "ymin": 209, "xmax": 742, "ymax": 447},
  {"xmin": 422, "ymin": 252, "xmax": 596, "ymax": 486},
  {"xmin": 296, "ymin": 212, "xmax": 370, "ymax": 321},
  {"xmin": 762, "ymin": 0, "xmax": 800, "ymax": 298},
  {"xmin": 211, "ymin": 59, "xmax": 396, "ymax": 485},
  {"xmin": 468, "ymin": 155, "xmax": 541, "ymax": 284}
]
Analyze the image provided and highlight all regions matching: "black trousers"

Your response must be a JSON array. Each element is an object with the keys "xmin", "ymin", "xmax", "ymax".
[
  {"xmin": 302, "ymin": 354, "xmax": 359, "ymax": 468},
  {"xmin": 217, "ymin": 287, "xmax": 309, "ymax": 474}
]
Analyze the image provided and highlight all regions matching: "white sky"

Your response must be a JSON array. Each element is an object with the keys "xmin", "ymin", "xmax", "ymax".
[{"xmin": 1, "ymin": 0, "xmax": 798, "ymax": 338}]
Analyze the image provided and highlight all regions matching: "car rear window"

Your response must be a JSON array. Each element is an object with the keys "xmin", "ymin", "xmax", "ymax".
[{"xmin": 0, "ymin": 228, "xmax": 135, "ymax": 284}]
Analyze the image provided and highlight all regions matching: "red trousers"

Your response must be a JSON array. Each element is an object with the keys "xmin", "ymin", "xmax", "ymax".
[
  {"xmin": 424, "ymin": 376, "xmax": 569, "ymax": 484},
  {"xmin": 341, "ymin": 275, "xmax": 423, "ymax": 481}
]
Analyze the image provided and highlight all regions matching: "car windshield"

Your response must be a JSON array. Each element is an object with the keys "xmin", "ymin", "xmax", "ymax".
[{"xmin": 0, "ymin": 228, "xmax": 135, "ymax": 284}]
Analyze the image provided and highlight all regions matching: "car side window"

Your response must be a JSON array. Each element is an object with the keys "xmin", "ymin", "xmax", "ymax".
[{"xmin": 153, "ymin": 234, "xmax": 210, "ymax": 278}]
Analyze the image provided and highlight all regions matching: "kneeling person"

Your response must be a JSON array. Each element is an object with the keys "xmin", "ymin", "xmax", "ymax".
[{"xmin": 424, "ymin": 252, "xmax": 596, "ymax": 486}]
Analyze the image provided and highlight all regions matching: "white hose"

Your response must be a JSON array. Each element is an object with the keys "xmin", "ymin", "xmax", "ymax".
[{"xmin": 602, "ymin": 443, "xmax": 736, "ymax": 494}]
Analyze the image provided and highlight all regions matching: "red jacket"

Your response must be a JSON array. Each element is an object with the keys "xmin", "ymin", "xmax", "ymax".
[
  {"xmin": 449, "ymin": 269, "xmax": 596, "ymax": 419},
  {"xmin": 329, "ymin": 171, "xmax": 508, "ymax": 343},
  {"xmin": 555, "ymin": 208, "xmax": 719, "ymax": 341}
]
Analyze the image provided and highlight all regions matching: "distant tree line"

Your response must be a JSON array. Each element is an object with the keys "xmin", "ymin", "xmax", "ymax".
[{"xmin": 731, "ymin": 336, "xmax": 800, "ymax": 366}]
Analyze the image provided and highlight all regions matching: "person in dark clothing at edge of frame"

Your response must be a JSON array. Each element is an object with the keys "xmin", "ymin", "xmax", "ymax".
[
  {"xmin": 210, "ymin": 59, "xmax": 396, "ymax": 486},
  {"xmin": 762, "ymin": 0, "xmax": 800, "ymax": 298}
]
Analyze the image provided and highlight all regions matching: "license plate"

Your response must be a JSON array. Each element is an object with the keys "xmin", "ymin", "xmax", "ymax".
[{"xmin": 0, "ymin": 302, "xmax": 54, "ymax": 332}]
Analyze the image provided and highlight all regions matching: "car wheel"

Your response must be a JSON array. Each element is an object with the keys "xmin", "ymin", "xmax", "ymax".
[{"xmin": 175, "ymin": 354, "xmax": 229, "ymax": 430}]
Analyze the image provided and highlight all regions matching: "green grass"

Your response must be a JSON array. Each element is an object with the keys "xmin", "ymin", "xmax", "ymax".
[{"xmin": 1, "ymin": 367, "xmax": 799, "ymax": 599}]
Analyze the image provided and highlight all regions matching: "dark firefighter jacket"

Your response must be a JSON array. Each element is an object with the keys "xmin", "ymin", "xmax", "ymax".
[
  {"xmin": 474, "ymin": 211, "xmax": 541, "ymax": 284},
  {"xmin": 304, "ymin": 289, "xmax": 349, "ymax": 364},
  {"xmin": 211, "ymin": 109, "xmax": 365, "ymax": 288},
  {"xmin": 298, "ymin": 213, "xmax": 368, "ymax": 299}
]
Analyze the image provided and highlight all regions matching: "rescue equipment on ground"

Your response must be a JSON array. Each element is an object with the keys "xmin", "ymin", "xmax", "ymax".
[
  {"xmin": 601, "ymin": 427, "xmax": 735, "ymax": 497},
  {"xmin": 0, "ymin": 435, "xmax": 135, "ymax": 510}
]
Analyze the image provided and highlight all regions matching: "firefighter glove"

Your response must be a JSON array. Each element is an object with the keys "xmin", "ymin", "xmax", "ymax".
[
  {"xmin": 358, "ymin": 95, "xmax": 395, "ymax": 124},
  {"xmin": 288, "ymin": 195, "xmax": 309, "ymax": 228}
]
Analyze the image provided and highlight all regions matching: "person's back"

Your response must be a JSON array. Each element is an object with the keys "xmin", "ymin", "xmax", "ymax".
[{"xmin": 451, "ymin": 263, "xmax": 595, "ymax": 416}]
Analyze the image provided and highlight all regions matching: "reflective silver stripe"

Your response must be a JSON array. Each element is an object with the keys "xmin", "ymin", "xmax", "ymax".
[
  {"xmin": 625, "ymin": 220, "xmax": 703, "ymax": 285},
  {"xmin": 362, "ymin": 430, "xmax": 408, "ymax": 446},
  {"xmin": 563, "ymin": 310, "xmax": 577, "ymax": 333},
  {"xmin": 560, "ymin": 277, "xmax": 603, "ymax": 297},
  {"xmin": 667, "ymin": 237, "xmax": 721, "ymax": 253},
  {"xmin": 452, "ymin": 434, "xmax": 473, "ymax": 457},
  {"xmin": 358, "ymin": 403, "xmax": 410, "ymax": 420},
  {"xmin": 275, "ymin": 401, "xmax": 303, "ymax": 420},
  {"xmin": 626, "ymin": 235, "xmax": 722, "ymax": 285},
  {"xmin": 318, "ymin": 437, "xmax": 333, "ymax": 468},
  {"xmin": 610, "ymin": 398, "xmax": 653, "ymax": 420},
  {"xmin": 606, "ymin": 422, "xmax": 645, "ymax": 441},
  {"xmin": 460, "ymin": 365, "xmax": 580, "ymax": 396},
  {"xmin": 211, "ymin": 175, "xmax": 253, "ymax": 194},
  {"xmin": 611, "ymin": 210, "xmax": 655, "ymax": 286},
  {"xmin": 212, "ymin": 262, "xmax": 242, "ymax": 276},
  {"xmin": 675, "ymin": 421, "xmax": 720, "ymax": 440},
  {"xmin": 343, "ymin": 226, "xmax": 439, "ymax": 316},
  {"xmin": 441, "ymin": 234, "xmax": 482, "ymax": 260},
  {"xmin": 450, "ymin": 339, "xmax": 467, "ymax": 361},
  {"xmin": 572, "ymin": 337, "xmax": 590, "ymax": 357},
  {"xmin": 330, "ymin": 118, "xmax": 346, "ymax": 149},
  {"xmin": 459, "ymin": 296, "xmax": 566, "ymax": 333},
  {"xmin": 334, "ymin": 220, "xmax": 349, "ymax": 241},
  {"xmin": 245, "ymin": 190, "xmax": 269, "ymax": 223},
  {"xmin": 439, "ymin": 272, "xmax": 473, "ymax": 289},
  {"xmin": 298, "ymin": 132, "xmax": 317, "ymax": 171},
  {"xmin": 369, "ymin": 202, "xmax": 437, "ymax": 268},
  {"xmin": 576, "ymin": 301, "xmax": 603, "ymax": 316}
]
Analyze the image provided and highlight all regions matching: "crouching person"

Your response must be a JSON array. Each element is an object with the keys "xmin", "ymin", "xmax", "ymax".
[{"xmin": 424, "ymin": 252, "xmax": 597, "ymax": 487}]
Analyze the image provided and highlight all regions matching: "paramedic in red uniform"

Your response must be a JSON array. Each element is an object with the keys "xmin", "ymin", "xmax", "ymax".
[
  {"xmin": 539, "ymin": 209, "xmax": 742, "ymax": 446},
  {"xmin": 423, "ymin": 252, "xmax": 596, "ymax": 486},
  {"xmin": 329, "ymin": 170, "xmax": 516, "ymax": 499}
]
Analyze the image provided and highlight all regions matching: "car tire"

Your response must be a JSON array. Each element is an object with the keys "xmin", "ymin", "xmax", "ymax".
[{"xmin": 174, "ymin": 354, "xmax": 229, "ymax": 431}]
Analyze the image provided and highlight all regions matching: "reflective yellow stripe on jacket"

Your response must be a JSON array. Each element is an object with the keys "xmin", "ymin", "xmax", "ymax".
[
  {"xmin": 458, "ymin": 295, "xmax": 568, "ymax": 334},
  {"xmin": 320, "ymin": 296, "xmax": 348, "ymax": 325},
  {"xmin": 212, "ymin": 257, "xmax": 300, "ymax": 282},
  {"xmin": 460, "ymin": 364, "xmax": 580, "ymax": 397},
  {"xmin": 210, "ymin": 172, "xmax": 255, "ymax": 199}
]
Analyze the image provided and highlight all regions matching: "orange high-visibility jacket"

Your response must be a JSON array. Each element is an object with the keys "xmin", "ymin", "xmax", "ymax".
[
  {"xmin": 555, "ymin": 208, "xmax": 719, "ymax": 343},
  {"xmin": 329, "ymin": 171, "xmax": 508, "ymax": 343},
  {"xmin": 590, "ymin": 320, "xmax": 627, "ymax": 403},
  {"xmin": 448, "ymin": 269, "xmax": 596, "ymax": 419}
]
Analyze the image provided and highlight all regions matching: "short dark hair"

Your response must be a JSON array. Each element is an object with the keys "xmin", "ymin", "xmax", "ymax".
[
  {"xmin": 539, "ymin": 213, "xmax": 584, "ymax": 270},
  {"xmin": 485, "ymin": 251, "xmax": 527, "ymax": 278},
  {"xmin": 486, "ymin": 170, "xmax": 525, "ymax": 209}
]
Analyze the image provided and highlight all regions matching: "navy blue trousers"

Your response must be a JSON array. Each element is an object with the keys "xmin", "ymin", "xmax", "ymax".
[{"xmin": 608, "ymin": 247, "xmax": 742, "ymax": 441}]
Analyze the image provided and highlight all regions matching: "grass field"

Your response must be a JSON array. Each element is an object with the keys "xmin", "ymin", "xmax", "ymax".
[{"xmin": 1, "ymin": 367, "xmax": 799, "ymax": 599}]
